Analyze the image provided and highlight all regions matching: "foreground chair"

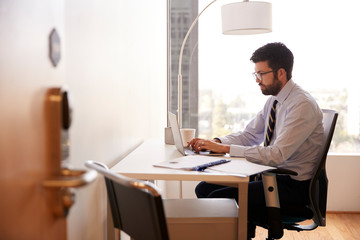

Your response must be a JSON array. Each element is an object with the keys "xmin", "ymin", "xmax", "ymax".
[
  {"xmin": 254, "ymin": 109, "xmax": 338, "ymax": 239},
  {"xmin": 85, "ymin": 160, "xmax": 169, "ymax": 240},
  {"xmin": 85, "ymin": 160, "xmax": 238, "ymax": 240}
]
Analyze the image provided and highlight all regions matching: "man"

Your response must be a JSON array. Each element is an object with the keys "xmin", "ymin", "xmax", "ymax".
[{"xmin": 188, "ymin": 42, "xmax": 324, "ymax": 238}]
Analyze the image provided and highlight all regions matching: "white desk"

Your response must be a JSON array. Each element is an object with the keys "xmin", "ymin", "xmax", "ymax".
[{"xmin": 111, "ymin": 139, "xmax": 268, "ymax": 240}]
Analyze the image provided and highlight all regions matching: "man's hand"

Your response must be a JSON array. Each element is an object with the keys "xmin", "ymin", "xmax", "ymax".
[{"xmin": 188, "ymin": 138, "xmax": 230, "ymax": 154}]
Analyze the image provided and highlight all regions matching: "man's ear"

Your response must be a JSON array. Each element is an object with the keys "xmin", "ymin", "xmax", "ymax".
[{"xmin": 278, "ymin": 68, "xmax": 287, "ymax": 81}]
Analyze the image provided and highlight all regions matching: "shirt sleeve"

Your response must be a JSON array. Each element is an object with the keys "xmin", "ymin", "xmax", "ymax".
[
  {"xmin": 218, "ymin": 99, "xmax": 271, "ymax": 156},
  {"xmin": 219, "ymin": 112, "xmax": 266, "ymax": 146}
]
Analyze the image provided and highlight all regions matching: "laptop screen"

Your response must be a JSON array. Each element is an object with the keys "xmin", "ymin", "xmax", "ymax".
[{"xmin": 168, "ymin": 112, "xmax": 186, "ymax": 155}]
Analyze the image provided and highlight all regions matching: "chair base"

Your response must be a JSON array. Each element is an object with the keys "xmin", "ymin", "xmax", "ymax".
[
  {"xmin": 255, "ymin": 221, "xmax": 319, "ymax": 240},
  {"xmin": 163, "ymin": 198, "xmax": 238, "ymax": 240},
  {"xmin": 284, "ymin": 221, "xmax": 318, "ymax": 231}
]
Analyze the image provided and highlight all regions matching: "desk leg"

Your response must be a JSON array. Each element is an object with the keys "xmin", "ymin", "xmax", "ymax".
[
  {"xmin": 179, "ymin": 180, "xmax": 183, "ymax": 199},
  {"xmin": 237, "ymin": 180, "xmax": 248, "ymax": 240}
]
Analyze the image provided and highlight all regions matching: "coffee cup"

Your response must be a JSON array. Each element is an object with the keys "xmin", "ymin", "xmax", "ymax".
[{"xmin": 180, "ymin": 128, "xmax": 196, "ymax": 147}]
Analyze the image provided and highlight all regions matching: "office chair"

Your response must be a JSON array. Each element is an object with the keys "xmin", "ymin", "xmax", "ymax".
[
  {"xmin": 85, "ymin": 160, "xmax": 169, "ymax": 240},
  {"xmin": 252, "ymin": 109, "xmax": 338, "ymax": 239}
]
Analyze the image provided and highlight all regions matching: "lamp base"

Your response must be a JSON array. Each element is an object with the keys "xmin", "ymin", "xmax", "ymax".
[{"xmin": 164, "ymin": 127, "xmax": 174, "ymax": 145}]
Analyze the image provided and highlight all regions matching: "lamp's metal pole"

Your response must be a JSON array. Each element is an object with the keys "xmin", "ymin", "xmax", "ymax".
[
  {"xmin": 177, "ymin": 0, "xmax": 218, "ymax": 128},
  {"xmin": 177, "ymin": 0, "xmax": 269, "ymax": 128}
]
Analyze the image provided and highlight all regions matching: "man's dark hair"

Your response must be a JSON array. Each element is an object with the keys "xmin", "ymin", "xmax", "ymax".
[{"xmin": 250, "ymin": 42, "xmax": 294, "ymax": 81}]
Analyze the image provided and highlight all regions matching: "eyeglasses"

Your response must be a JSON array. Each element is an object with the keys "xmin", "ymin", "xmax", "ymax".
[{"xmin": 252, "ymin": 70, "xmax": 276, "ymax": 81}]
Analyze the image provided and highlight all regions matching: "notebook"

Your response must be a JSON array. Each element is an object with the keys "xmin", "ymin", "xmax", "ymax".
[{"xmin": 168, "ymin": 112, "xmax": 224, "ymax": 156}]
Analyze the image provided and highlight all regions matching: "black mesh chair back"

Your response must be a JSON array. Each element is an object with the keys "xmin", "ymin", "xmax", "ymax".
[
  {"xmin": 85, "ymin": 160, "xmax": 169, "ymax": 240},
  {"xmin": 309, "ymin": 109, "xmax": 338, "ymax": 227}
]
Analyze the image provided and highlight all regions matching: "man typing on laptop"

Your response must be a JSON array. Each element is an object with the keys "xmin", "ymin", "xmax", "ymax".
[{"xmin": 188, "ymin": 42, "xmax": 324, "ymax": 239}]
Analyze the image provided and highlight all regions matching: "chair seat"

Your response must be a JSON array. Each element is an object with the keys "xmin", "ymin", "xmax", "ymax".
[
  {"xmin": 163, "ymin": 198, "xmax": 238, "ymax": 240},
  {"xmin": 281, "ymin": 205, "xmax": 313, "ymax": 222},
  {"xmin": 250, "ymin": 205, "xmax": 313, "ymax": 225}
]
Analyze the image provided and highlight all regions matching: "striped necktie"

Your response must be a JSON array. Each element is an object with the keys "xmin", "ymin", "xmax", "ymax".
[{"xmin": 265, "ymin": 100, "xmax": 278, "ymax": 146}]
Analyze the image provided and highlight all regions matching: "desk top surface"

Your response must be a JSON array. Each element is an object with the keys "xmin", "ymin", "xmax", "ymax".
[{"xmin": 111, "ymin": 139, "xmax": 274, "ymax": 183}]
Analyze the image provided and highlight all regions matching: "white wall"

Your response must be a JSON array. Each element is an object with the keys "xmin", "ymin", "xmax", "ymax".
[
  {"xmin": 64, "ymin": 1, "xmax": 166, "ymax": 239},
  {"xmin": 327, "ymin": 155, "xmax": 360, "ymax": 212},
  {"xmin": 66, "ymin": 0, "xmax": 166, "ymax": 169}
]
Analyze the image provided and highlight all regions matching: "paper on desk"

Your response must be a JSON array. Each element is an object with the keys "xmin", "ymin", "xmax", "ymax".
[
  {"xmin": 207, "ymin": 159, "xmax": 275, "ymax": 177},
  {"xmin": 153, "ymin": 155, "xmax": 225, "ymax": 171},
  {"xmin": 153, "ymin": 155, "xmax": 275, "ymax": 177}
]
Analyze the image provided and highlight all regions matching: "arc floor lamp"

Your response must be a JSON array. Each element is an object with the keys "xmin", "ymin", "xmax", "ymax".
[{"xmin": 166, "ymin": 0, "xmax": 272, "ymax": 143}]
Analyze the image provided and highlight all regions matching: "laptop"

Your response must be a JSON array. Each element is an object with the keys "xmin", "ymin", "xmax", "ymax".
[{"xmin": 168, "ymin": 112, "xmax": 224, "ymax": 156}]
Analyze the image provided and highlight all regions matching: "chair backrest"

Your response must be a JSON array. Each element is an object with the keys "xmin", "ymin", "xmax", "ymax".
[
  {"xmin": 85, "ymin": 160, "xmax": 170, "ymax": 240},
  {"xmin": 309, "ymin": 109, "xmax": 338, "ymax": 227}
]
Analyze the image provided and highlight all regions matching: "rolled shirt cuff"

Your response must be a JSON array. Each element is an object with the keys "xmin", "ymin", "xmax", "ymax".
[{"xmin": 229, "ymin": 144, "xmax": 246, "ymax": 158}]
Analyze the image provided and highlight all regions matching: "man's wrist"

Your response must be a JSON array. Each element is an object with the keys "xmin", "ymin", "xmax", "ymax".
[{"xmin": 223, "ymin": 144, "xmax": 230, "ymax": 154}]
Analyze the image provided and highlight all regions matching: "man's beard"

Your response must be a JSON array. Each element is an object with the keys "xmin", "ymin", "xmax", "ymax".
[{"xmin": 260, "ymin": 75, "xmax": 282, "ymax": 96}]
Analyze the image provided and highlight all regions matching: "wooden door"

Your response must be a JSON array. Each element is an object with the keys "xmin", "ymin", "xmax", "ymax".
[{"xmin": 0, "ymin": 1, "xmax": 67, "ymax": 239}]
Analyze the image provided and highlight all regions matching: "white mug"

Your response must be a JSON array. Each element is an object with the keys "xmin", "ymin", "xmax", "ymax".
[{"xmin": 180, "ymin": 128, "xmax": 196, "ymax": 147}]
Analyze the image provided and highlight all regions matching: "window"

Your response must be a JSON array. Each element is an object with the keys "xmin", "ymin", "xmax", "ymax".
[
  {"xmin": 168, "ymin": 0, "xmax": 199, "ymax": 129},
  {"xmin": 168, "ymin": 0, "xmax": 360, "ymax": 153}
]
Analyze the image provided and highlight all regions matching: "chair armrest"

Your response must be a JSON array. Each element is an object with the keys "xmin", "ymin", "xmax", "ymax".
[
  {"xmin": 264, "ymin": 168, "xmax": 298, "ymax": 176},
  {"xmin": 206, "ymin": 182, "xmax": 240, "ymax": 188}
]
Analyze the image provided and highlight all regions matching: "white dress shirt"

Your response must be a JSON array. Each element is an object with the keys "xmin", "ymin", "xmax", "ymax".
[{"xmin": 218, "ymin": 79, "xmax": 324, "ymax": 180}]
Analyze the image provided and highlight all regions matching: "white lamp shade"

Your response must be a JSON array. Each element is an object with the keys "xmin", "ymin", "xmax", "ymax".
[{"xmin": 222, "ymin": 1, "xmax": 272, "ymax": 35}]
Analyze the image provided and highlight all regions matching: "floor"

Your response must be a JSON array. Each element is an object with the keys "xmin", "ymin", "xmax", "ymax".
[
  {"xmin": 253, "ymin": 213, "xmax": 360, "ymax": 240},
  {"xmin": 118, "ymin": 213, "xmax": 360, "ymax": 240}
]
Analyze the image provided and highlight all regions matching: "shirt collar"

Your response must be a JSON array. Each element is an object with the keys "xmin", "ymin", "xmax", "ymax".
[{"xmin": 274, "ymin": 79, "xmax": 295, "ymax": 104}]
